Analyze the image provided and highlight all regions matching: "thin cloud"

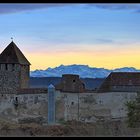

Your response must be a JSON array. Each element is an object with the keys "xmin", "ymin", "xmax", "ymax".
[
  {"xmin": 0, "ymin": 4, "xmax": 69, "ymax": 14},
  {"xmin": 95, "ymin": 39, "xmax": 114, "ymax": 44},
  {"xmin": 1, "ymin": 4, "xmax": 140, "ymax": 15},
  {"xmin": 91, "ymin": 4, "xmax": 140, "ymax": 12}
]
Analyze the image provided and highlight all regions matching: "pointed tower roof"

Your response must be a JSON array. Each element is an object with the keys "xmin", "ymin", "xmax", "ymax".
[{"xmin": 0, "ymin": 41, "xmax": 31, "ymax": 65}]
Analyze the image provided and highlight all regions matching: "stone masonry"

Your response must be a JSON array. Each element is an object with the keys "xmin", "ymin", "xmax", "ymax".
[{"xmin": 0, "ymin": 41, "xmax": 30, "ymax": 94}]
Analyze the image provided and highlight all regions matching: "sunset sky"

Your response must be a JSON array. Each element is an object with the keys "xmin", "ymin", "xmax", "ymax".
[{"xmin": 0, "ymin": 3, "xmax": 140, "ymax": 70}]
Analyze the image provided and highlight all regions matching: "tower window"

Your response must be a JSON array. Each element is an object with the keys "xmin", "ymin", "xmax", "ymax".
[
  {"xmin": 71, "ymin": 102, "xmax": 74, "ymax": 105},
  {"xmin": 73, "ymin": 80, "xmax": 76, "ymax": 83},
  {"xmin": 15, "ymin": 97, "xmax": 18, "ymax": 102},
  {"xmin": 5, "ymin": 64, "xmax": 8, "ymax": 70}
]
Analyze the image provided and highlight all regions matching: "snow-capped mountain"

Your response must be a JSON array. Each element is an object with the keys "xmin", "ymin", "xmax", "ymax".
[
  {"xmin": 113, "ymin": 67, "xmax": 140, "ymax": 72},
  {"xmin": 30, "ymin": 65, "xmax": 140, "ymax": 78}
]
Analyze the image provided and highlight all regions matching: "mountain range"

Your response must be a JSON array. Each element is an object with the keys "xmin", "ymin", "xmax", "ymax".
[{"xmin": 30, "ymin": 65, "xmax": 140, "ymax": 78}]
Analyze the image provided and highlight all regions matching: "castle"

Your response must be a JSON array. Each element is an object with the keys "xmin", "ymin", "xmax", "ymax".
[
  {"xmin": 0, "ymin": 41, "xmax": 138, "ymax": 124},
  {"xmin": 0, "ymin": 41, "xmax": 30, "ymax": 94},
  {"xmin": 1, "ymin": 41, "xmax": 140, "ymax": 94}
]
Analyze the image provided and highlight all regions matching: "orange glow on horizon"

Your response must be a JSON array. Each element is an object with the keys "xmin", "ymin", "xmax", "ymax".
[{"xmin": 25, "ymin": 45, "xmax": 140, "ymax": 71}]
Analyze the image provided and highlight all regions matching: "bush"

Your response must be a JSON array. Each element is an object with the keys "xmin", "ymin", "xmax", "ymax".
[{"xmin": 126, "ymin": 93, "xmax": 140, "ymax": 128}]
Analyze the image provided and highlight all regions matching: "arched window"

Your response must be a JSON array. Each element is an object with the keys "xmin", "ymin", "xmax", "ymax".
[{"xmin": 5, "ymin": 64, "xmax": 8, "ymax": 70}]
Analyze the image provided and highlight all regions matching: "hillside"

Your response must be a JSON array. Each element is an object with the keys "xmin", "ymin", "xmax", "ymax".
[{"xmin": 29, "ymin": 77, "xmax": 105, "ymax": 90}]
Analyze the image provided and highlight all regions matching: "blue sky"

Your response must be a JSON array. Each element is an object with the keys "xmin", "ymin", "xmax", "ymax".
[{"xmin": 0, "ymin": 4, "xmax": 140, "ymax": 70}]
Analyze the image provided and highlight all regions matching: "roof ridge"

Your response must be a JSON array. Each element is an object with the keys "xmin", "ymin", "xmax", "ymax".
[
  {"xmin": 11, "ymin": 42, "xmax": 20, "ymax": 64},
  {"xmin": 13, "ymin": 42, "xmax": 31, "ymax": 65}
]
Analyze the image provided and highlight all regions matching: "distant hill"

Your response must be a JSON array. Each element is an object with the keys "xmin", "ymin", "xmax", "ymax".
[
  {"xmin": 29, "ymin": 77, "xmax": 105, "ymax": 90},
  {"xmin": 30, "ymin": 64, "xmax": 140, "ymax": 78}
]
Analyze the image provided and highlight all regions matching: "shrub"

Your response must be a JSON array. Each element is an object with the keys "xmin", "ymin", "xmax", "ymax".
[{"xmin": 126, "ymin": 93, "xmax": 140, "ymax": 128}]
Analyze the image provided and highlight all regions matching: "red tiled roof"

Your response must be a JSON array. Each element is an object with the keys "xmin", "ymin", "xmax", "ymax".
[
  {"xmin": 109, "ymin": 72, "xmax": 140, "ymax": 86},
  {"xmin": 98, "ymin": 72, "xmax": 140, "ymax": 92}
]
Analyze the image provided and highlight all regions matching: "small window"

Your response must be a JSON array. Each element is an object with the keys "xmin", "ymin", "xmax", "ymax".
[
  {"xmin": 71, "ymin": 102, "xmax": 74, "ymax": 105},
  {"xmin": 73, "ymin": 80, "xmax": 76, "ymax": 83},
  {"xmin": 15, "ymin": 97, "xmax": 18, "ymax": 102}
]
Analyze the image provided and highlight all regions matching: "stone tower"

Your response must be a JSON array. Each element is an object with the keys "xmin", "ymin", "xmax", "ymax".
[
  {"xmin": 0, "ymin": 41, "xmax": 31, "ymax": 94},
  {"xmin": 55, "ymin": 74, "xmax": 85, "ymax": 93}
]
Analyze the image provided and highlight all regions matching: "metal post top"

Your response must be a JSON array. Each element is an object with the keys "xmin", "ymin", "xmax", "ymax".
[{"xmin": 48, "ymin": 84, "xmax": 55, "ymax": 89}]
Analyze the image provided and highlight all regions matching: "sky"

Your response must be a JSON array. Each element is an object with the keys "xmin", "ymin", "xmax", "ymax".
[{"xmin": 0, "ymin": 3, "xmax": 140, "ymax": 70}]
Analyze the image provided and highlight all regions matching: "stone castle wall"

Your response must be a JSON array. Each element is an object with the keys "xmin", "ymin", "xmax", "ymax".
[
  {"xmin": 20, "ymin": 65, "xmax": 30, "ymax": 88},
  {"xmin": 62, "ymin": 92, "xmax": 137, "ymax": 122},
  {"xmin": 0, "ymin": 64, "xmax": 21, "ymax": 94},
  {"xmin": 0, "ymin": 91, "xmax": 137, "ymax": 124},
  {"xmin": 0, "ymin": 64, "xmax": 30, "ymax": 94},
  {"xmin": 0, "ymin": 91, "xmax": 64, "ymax": 123}
]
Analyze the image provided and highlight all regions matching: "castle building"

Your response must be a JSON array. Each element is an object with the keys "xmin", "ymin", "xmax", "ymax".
[
  {"xmin": 2, "ymin": 41, "xmax": 140, "ymax": 95},
  {"xmin": 97, "ymin": 72, "xmax": 140, "ymax": 93},
  {"xmin": 0, "ymin": 41, "xmax": 138, "ymax": 124},
  {"xmin": 55, "ymin": 74, "xmax": 85, "ymax": 93},
  {"xmin": 0, "ymin": 41, "xmax": 31, "ymax": 94}
]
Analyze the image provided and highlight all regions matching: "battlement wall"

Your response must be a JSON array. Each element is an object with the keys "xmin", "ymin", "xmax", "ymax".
[{"xmin": 0, "ymin": 91, "xmax": 137, "ymax": 124}]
